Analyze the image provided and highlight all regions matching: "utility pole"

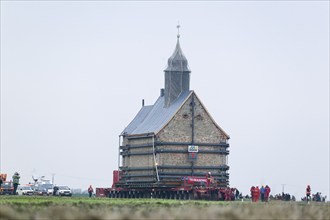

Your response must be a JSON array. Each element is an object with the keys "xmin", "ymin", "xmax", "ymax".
[
  {"xmin": 282, "ymin": 184, "xmax": 286, "ymax": 194},
  {"xmin": 51, "ymin": 173, "xmax": 55, "ymax": 185}
]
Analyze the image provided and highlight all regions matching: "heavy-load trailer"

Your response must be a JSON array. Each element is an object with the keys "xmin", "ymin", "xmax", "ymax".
[{"xmin": 96, "ymin": 170, "xmax": 234, "ymax": 200}]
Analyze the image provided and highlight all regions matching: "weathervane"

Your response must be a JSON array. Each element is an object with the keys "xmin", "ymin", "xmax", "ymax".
[{"xmin": 177, "ymin": 22, "xmax": 180, "ymax": 38}]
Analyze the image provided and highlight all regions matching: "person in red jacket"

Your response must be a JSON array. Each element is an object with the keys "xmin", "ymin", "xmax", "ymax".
[
  {"xmin": 254, "ymin": 186, "xmax": 260, "ymax": 202},
  {"xmin": 264, "ymin": 185, "xmax": 271, "ymax": 202},
  {"xmin": 306, "ymin": 185, "xmax": 311, "ymax": 202},
  {"xmin": 88, "ymin": 185, "xmax": 94, "ymax": 198},
  {"xmin": 250, "ymin": 186, "xmax": 255, "ymax": 202}
]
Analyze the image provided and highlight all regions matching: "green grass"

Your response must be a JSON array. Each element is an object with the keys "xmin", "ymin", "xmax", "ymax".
[{"xmin": 0, "ymin": 196, "xmax": 329, "ymax": 220}]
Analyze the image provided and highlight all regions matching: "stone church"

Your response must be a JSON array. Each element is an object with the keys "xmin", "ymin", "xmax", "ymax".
[{"xmin": 118, "ymin": 31, "xmax": 230, "ymax": 188}]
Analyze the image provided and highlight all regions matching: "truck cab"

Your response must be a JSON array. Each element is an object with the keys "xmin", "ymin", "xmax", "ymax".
[{"xmin": 0, "ymin": 181, "xmax": 14, "ymax": 195}]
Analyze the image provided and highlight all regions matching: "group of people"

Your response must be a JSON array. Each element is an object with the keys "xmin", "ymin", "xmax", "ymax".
[
  {"xmin": 250, "ymin": 185, "xmax": 271, "ymax": 202},
  {"xmin": 273, "ymin": 193, "xmax": 295, "ymax": 201},
  {"xmin": 224, "ymin": 187, "xmax": 241, "ymax": 201}
]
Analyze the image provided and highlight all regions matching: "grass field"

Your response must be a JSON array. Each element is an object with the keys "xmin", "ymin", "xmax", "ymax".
[{"xmin": 0, "ymin": 196, "xmax": 329, "ymax": 220}]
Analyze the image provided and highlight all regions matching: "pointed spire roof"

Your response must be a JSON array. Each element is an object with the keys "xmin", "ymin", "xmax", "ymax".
[{"xmin": 164, "ymin": 25, "xmax": 190, "ymax": 72}]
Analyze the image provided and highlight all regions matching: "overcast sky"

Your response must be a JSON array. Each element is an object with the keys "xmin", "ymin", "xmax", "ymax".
[{"xmin": 1, "ymin": 1, "xmax": 329, "ymax": 199}]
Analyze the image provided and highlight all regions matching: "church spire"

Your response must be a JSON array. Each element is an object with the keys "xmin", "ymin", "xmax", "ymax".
[
  {"xmin": 163, "ymin": 25, "xmax": 191, "ymax": 108},
  {"xmin": 164, "ymin": 25, "xmax": 190, "ymax": 72}
]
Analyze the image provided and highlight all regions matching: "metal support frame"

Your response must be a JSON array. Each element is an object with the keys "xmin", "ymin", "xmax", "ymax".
[
  {"xmin": 157, "ymin": 149, "xmax": 229, "ymax": 154},
  {"xmin": 120, "ymin": 149, "xmax": 229, "ymax": 156},
  {"xmin": 159, "ymin": 165, "xmax": 229, "ymax": 170},
  {"xmin": 152, "ymin": 135, "xmax": 160, "ymax": 182},
  {"xmin": 120, "ymin": 165, "xmax": 229, "ymax": 171},
  {"xmin": 126, "ymin": 134, "xmax": 154, "ymax": 140},
  {"xmin": 120, "ymin": 142, "xmax": 229, "ymax": 149},
  {"xmin": 158, "ymin": 172, "xmax": 229, "ymax": 176},
  {"xmin": 157, "ymin": 142, "xmax": 229, "ymax": 147},
  {"xmin": 191, "ymin": 95, "xmax": 195, "ymax": 176},
  {"xmin": 118, "ymin": 135, "xmax": 122, "ymax": 171},
  {"xmin": 158, "ymin": 175, "xmax": 229, "ymax": 180},
  {"xmin": 191, "ymin": 94, "xmax": 195, "ymax": 144},
  {"xmin": 122, "ymin": 174, "xmax": 157, "ymax": 178}
]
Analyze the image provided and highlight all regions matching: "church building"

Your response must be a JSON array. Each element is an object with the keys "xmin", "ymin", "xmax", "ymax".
[{"xmin": 118, "ymin": 28, "xmax": 230, "ymax": 188}]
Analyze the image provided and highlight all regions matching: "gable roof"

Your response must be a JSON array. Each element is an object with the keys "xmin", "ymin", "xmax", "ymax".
[
  {"xmin": 121, "ymin": 90, "xmax": 192, "ymax": 136},
  {"xmin": 121, "ymin": 90, "xmax": 230, "ymax": 139}
]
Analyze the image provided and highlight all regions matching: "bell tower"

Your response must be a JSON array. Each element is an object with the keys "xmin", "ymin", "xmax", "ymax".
[{"xmin": 164, "ymin": 25, "xmax": 191, "ymax": 107}]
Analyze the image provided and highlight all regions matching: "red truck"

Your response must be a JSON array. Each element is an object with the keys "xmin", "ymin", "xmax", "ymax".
[{"xmin": 0, "ymin": 174, "xmax": 15, "ymax": 195}]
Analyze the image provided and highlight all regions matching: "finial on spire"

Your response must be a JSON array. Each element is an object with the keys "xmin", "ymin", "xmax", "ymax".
[{"xmin": 177, "ymin": 22, "xmax": 180, "ymax": 39}]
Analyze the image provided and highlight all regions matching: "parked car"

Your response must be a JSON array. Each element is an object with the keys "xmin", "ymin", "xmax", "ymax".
[
  {"xmin": 34, "ymin": 186, "xmax": 49, "ymax": 196},
  {"xmin": 17, "ymin": 186, "xmax": 33, "ymax": 195},
  {"xmin": 0, "ymin": 181, "xmax": 14, "ymax": 195},
  {"xmin": 39, "ymin": 183, "xmax": 53, "ymax": 196},
  {"xmin": 56, "ymin": 186, "xmax": 72, "ymax": 197}
]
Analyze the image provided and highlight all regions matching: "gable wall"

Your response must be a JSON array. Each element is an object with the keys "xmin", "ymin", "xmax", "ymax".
[{"xmin": 157, "ymin": 93, "xmax": 228, "ymax": 169}]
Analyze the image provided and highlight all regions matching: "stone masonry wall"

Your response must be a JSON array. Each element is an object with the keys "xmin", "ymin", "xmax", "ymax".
[
  {"xmin": 157, "ymin": 93, "xmax": 229, "ymax": 176},
  {"xmin": 122, "ymin": 137, "xmax": 154, "ymax": 181}
]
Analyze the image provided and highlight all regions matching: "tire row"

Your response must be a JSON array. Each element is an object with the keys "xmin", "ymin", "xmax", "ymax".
[
  {"xmin": 107, "ymin": 189, "xmax": 223, "ymax": 200},
  {"xmin": 108, "ymin": 190, "xmax": 193, "ymax": 200}
]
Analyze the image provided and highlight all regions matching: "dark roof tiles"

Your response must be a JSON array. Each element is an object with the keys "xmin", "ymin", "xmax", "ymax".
[{"xmin": 122, "ymin": 91, "xmax": 191, "ymax": 135}]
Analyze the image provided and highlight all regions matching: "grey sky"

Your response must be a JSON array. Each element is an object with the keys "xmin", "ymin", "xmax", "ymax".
[{"xmin": 1, "ymin": 1, "xmax": 329, "ymax": 200}]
